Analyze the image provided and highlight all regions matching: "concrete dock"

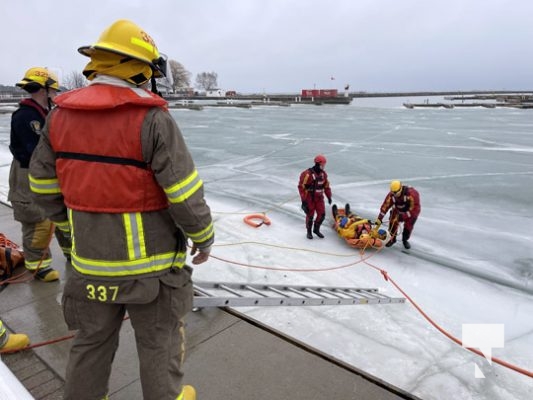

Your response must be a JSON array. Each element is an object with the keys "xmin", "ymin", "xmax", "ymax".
[{"xmin": 0, "ymin": 202, "xmax": 420, "ymax": 400}]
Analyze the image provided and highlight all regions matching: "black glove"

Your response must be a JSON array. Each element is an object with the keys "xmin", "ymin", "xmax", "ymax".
[
  {"xmin": 301, "ymin": 201, "xmax": 309, "ymax": 214},
  {"xmin": 327, "ymin": 197, "xmax": 332, "ymax": 205}
]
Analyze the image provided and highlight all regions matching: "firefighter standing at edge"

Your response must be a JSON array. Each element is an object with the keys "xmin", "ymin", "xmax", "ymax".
[
  {"xmin": 29, "ymin": 20, "xmax": 213, "ymax": 400},
  {"xmin": 298, "ymin": 155, "xmax": 332, "ymax": 239},
  {"xmin": 375, "ymin": 180, "xmax": 421, "ymax": 249},
  {"xmin": 8, "ymin": 67, "xmax": 72, "ymax": 282}
]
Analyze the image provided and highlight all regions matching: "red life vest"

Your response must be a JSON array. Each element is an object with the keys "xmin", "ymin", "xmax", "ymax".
[
  {"xmin": 302, "ymin": 169, "xmax": 327, "ymax": 195},
  {"xmin": 48, "ymin": 84, "xmax": 169, "ymax": 213}
]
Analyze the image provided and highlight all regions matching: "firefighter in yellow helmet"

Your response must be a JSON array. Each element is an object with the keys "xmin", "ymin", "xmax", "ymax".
[
  {"xmin": 375, "ymin": 180, "xmax": 421, "ymax": 249},
  {"xmin": 29, "ymin": 20, "xmax": 212, "ymax": 400},
  {"xmin": 8, "ymin": 67, "xmax": 71, "ymax": 282}
]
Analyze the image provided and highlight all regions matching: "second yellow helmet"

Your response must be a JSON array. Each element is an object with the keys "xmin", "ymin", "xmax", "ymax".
[
  {"xmin": 390, "ymin": 180, "xmax": 402, "ymax": 193},
  {"xmin": 16, "ymin": 67, "xmax": 60, "ymax": 91}
]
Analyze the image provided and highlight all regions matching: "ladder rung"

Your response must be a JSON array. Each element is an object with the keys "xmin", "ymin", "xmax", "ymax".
[
  {"xmin": 320, "ymin": 288, "xmax": 353, "ymax": 299},
  {"xmin": 302, "ymin": 288, "xmax": 330, "ymax": 298},
  {"xmin": 287, "ymin": 287, "xmax": 314, "ymax": 298},
  {"xmin": 218, "ymin": 284, "xmax": 244, "ymax": 297},
  {"xmin": 244, "ymin": 285, "xmax": 269, "ymax": 297},
  {"xmin": 266, "ymin": 286, "xmax": 291, "ymax": 297}
]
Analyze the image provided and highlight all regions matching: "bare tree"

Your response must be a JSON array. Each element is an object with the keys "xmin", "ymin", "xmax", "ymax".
[
  {"xmin": 63, "ymin": 71, "xmax": 87, "ymax": 90},
  {"xmin": 168, "ymin": 60, "xmax": 191, "ymax": 92},
  {"xmin": 195, "ymin": 72, "xmax": 218, "ymax": 91}
]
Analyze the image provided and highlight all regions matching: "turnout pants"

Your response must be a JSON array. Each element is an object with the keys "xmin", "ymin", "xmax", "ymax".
[
  {"xmin": 62, "ymin": 268, "xmax": 193, "ymax": 400},
  {"xmin": 18, "ymin": 216, "xmax": 71, "ymax": 271},
  {"xmin": 389, "ymin": 211, "xmax": 418, "ymax": 242},
  {"xmin": 9, "ymin": 161, "xmax": 71, "ymax": 270},
  {"xmin": 304, "ymin": 196, "xmax": 326, "ymax": 227}
]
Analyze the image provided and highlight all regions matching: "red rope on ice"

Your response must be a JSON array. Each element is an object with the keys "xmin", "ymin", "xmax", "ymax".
[{"xmin": 363, "ymin": 260, "xmax": 533, "ymax": 379}]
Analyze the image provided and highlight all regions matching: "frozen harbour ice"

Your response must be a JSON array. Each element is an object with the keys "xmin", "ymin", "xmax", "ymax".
[{"xmin": 1, "ymin": 98, "xmax": 532, "ymax": 399}]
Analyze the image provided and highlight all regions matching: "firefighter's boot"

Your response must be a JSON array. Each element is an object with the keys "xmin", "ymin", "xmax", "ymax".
[
  {"xmin": 313, "ymin": 221, "xmax": 324, "ymax": 238},
  {"xmin": 34, "ymin": 267, "xmax": 60, "ymax": 282},
  {"xmin": 177, "ymin": 385, "xmax": 196, "ymax": 400},
  {"xmin": 402, "ymin": 229, "xmax": 411, "ymax": 249},
  {"xmin": 386, "ymin": 236, "xmax": 396, "ymax": 247},
  {"xmin": 1, "ymin": 333, "xmax": 30, "ymax": 351},
  {"xmin": 306, "ymin": 219, "xmax": 313, "ymax": 239}
]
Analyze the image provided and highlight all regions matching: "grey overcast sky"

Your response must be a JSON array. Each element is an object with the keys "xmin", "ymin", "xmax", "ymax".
[{"xmin": 2, "ymin": 0, "xmax": 533, "ymax": 93}]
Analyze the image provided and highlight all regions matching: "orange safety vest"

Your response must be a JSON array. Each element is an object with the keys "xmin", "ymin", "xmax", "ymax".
[{"xmin": 48, "ymin": 85, "xmax": 169, "ymax": 213}]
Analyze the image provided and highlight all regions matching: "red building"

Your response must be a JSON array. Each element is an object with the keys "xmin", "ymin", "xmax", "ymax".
[{"xmin": 301, "ymin": 89, "xmax": 338, "ymax": 98}]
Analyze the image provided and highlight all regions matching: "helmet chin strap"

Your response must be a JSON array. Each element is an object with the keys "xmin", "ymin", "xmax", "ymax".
[
  {"xmin": 44, "ymin": 87, "xmax": 53, "ymax": 110},
  {"xmin": 150, "ymin": 75, "xmax": 162, "ymax": 97}
]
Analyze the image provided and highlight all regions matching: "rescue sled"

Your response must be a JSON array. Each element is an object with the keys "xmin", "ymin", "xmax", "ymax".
[{"xmin": 331, "ymin": 204, "xmax": 388, "ymax": 249}]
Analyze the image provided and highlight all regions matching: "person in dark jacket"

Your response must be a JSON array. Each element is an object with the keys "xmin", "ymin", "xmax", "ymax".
[
  {"xmin": 8, "ymin": 67, "xmax": 71, "ymax": 282},
  {"xmin": 298, "ymin": 155, "xmax": 332, "ymax": 239},
  {"xmin": 375, "ymin": 180, "xmax": 421, "ymax": 249}
]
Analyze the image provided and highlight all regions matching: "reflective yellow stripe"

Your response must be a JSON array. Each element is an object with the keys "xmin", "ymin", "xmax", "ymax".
[
  {"xmin": 71, "ymin": 251, "xmax": 186, "ymax": 277},
  {"xmin": 0, "ymin": 320, "xmax": 6, "ymax": 337},
  {"xmin": 187, "ymin": 222, "xmax": 214, "ymax": 244},
  {"xmin": 55, "ymin": 220, "xmax": 70, "ymax": 232},
  {"xmin": 123, "ymin": 214, "xmax": 133, "ymax": 258},
  {"xmin": 164, "ymin": 170, "xmax": 203, "ymax": 204},
  {"xmin": 131, "ymin": 37, "xmax": 158, "ymax": 56},
  {"xmin": 29, "ymin": 174, "xmax": 61, "ymax": 194},
  {"xmin": 123, "ymin": 213, "xmax": 147, "ymax": 260},
  {"xmin": 135, "ymin": 213, "xmax": 147, "ymax": 258},
  {"xmin": 25, "ymin": 257, "xmax": 52, "ymax": 270},
  {"xmin": 68, "ymin": 208, "xmax": 75, "ymax": 250}
]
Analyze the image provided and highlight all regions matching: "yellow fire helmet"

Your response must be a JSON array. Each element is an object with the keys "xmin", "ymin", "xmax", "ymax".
[
  {"xmin": 78, "ymin": 19, "xmax": 166, "ymax": 78},
  {"xmin": 390, "ymin": 180, "xmax": 402, "ymax": 193},
  {"xmin": 16, "ymin": 67, "xmax": 60, "ymax": 92}
]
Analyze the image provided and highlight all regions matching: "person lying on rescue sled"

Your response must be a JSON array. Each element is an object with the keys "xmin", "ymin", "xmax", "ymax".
[
  {"xmin": 375, "ymin": 180, "xmax": 421, "ymax": 249},
  {"xmin": 332, "ymin": 204, "xmax": 386, "ymax": 249}
]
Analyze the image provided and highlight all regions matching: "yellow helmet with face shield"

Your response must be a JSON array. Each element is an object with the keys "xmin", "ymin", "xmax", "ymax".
[
  {"xmin": 78, "ymin": 19, "xmax": 167, "ymax": 79},
  {"xmin": 16, "ymin": 67, "xmax": 60, "ymax": 92}
]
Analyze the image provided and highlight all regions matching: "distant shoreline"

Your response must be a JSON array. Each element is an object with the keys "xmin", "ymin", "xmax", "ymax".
[{"xmin": 2, "ymin": 89, "xmax": 533, "ymax": 104}]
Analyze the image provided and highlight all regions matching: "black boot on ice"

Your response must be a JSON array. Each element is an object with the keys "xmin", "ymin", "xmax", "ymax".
[
  {"xmin": 306, "ymin": 220, "xmax": 314, "ymax": 239},
  {"xmin": 402, "ymin": 231, "xmax": 411, "ymax": 249},
  {"xmin": 313, "ymin": 223, "xmax": 324, "ymax": 239},
  {"xmin": 386, "ymin": 237, "xmax": 396, "ymax": 247}
]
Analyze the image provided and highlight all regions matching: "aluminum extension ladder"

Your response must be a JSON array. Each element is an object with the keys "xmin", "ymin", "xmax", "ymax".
[{"xmin": 193, "ymin": 281, "xmax": 405, "ymax": 308}]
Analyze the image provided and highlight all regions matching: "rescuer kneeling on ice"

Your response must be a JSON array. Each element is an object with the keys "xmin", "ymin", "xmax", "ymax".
[
  {"xmin": 298, "ymin": 155, "xmax": 332, "ymax": 239},
  {"xmin": 375, "ymin": 180, "xmax": 421, "ymax": 249}
]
